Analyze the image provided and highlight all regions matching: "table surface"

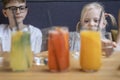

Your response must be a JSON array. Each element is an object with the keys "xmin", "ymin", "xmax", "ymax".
[{"xmin": 0, "ymin": 51, "xmax": 120, "ymax": 80}]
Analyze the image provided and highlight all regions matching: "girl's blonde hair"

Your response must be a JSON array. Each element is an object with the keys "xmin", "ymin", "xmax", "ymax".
[{"xmin": 76, "ymin": 2, "xmax": 117, "ymax": 32}]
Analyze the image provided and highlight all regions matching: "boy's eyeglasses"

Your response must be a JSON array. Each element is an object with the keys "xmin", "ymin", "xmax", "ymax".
[{"xmin": 4, "ymin": 6, "xmax": 27, "ymax": 13}]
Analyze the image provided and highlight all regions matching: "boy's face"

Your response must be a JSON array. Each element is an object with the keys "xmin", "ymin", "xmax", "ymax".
[
  {"xmin": 81, "ymin": 9, "xmax": 105, "ymax": 30},
  {"xmin": 2, "ymin": 1, "xmax": 27, "ymax": 25}
]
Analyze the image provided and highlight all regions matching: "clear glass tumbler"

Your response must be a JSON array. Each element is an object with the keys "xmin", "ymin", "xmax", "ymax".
[
  {"xmin": 10, "ymin": 31, "xmax": 33, "ymax": 71},
  {"xmin": 80, "ymin": 27, "xmax": 102, "ymax": 72},
  {"xmin": 48, "ymin": 26, "xmax": 69, "ymax": 72}
]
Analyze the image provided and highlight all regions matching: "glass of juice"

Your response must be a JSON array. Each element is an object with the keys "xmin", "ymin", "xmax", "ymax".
[
  {"xmin": 0, "ymin": 38, "xmax": 4, "ymax": 68},
  {"xmin": 80, "ymin": 27, "xmax": 102, "ymax": 72},
  {"xmin": 102, "ymin": 32, "xmax": 114, "ymax": 57},
  {"xmin": 48, "ymin": 26, "xmax": 69, "ymax": 72},
  {"xmin": 10, "ymin": 31, "xmax": 33, "ymax": 71}
]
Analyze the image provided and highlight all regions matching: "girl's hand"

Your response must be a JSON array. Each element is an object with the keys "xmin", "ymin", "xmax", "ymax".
[
  {"xmin": 101, "ymin": 39, "xmax": 116, "ymax": 57},
  {"xmin": 102, "ymin": 39, "xmax": 116, "ymax": 48}
]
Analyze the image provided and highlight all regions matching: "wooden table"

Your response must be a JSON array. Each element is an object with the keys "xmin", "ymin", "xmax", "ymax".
[{"xmin": 0, "ymin": 51, "xmax": 120, "ymax": 80}]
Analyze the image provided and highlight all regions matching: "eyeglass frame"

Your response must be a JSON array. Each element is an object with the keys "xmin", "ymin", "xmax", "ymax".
[{"xmin": 4, "ymin": 6, "xmax": 28, "ymax": 13}]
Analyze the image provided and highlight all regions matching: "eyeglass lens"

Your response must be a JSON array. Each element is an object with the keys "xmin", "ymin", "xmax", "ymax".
[{"xmin": 4, "ymin": 6, "xmax": 27, "ymax": 12}]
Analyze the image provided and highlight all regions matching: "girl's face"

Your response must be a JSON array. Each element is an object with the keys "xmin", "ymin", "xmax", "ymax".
[
  {"xmin": 81, "ymin": 9, "xmax": 105, "ymax": 30},
  {"xmin": 2, "ymin": 1, "xmax": 28, "ymax": 25}
]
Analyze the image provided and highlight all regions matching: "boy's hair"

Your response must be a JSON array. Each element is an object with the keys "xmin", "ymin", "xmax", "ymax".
[
  {"xmin": 2, "ymin": 0, "xmax": 26, "ymax": 8},
  {"xmin": 76, "ymin": 2, "xmax": 117, "ymax": 32}
]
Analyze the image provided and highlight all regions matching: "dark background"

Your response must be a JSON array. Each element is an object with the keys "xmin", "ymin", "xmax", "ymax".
[{"xmin": 0, "ymin": 0, "xmax": 120, "ymax": 31}]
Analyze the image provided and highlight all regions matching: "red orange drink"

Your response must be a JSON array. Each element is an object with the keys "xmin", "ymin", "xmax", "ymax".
[
  {"xmin": 48, "ymin": 27, "xmax": 69, "ymax": 72},
  {"xmin": 80, "ymin": 30, "xmax": 102, "ymax": 72}
]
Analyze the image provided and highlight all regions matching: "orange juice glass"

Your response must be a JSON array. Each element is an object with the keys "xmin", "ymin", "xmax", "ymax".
[
  {"xmin": 80, "ymin": 30, "xmax": 102, "ymax": 72},
  {"xmin": 48, "ymin": 27, "xmax": 69, "ymax": 72}
]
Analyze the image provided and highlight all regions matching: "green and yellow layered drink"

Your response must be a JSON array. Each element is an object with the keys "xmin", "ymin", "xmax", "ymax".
[{"xmin": 10, "ymin": 31, "xmax": 33, "ymax": 71}]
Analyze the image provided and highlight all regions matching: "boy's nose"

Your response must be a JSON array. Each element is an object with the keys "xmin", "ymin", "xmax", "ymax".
[{"xmin": 15, "ymin": 8, "xmax": 21, "ymax": 13}]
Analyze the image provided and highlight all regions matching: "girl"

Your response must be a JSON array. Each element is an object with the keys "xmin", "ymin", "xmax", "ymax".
[{"xmin": 69, "ymin": 2, "xmax": 117, "ymax": 56}]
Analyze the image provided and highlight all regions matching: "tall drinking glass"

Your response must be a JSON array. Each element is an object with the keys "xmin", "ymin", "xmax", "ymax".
[
  {"xmin": 10, "ymin": 31, "xmax": 33, "ymax": 71},
  {"xmin": 80, "ymin": 28, "xmax": 102, "ymax": 72},
  {"xmin": 48, "ymin": 26, "xmax": 69, "ymax": 72},
  {"xmin": 102, "ymin": 32, "xmax": 113, "ymax": 57},
  {"xmin": 0, "ymin": 37, "xmax": 3, "ymax": 68}
]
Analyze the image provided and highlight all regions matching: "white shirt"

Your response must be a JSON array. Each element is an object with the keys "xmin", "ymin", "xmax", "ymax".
[{"xmin": 0, "ymin": 24, "xmax": 42, "ymax": 54}]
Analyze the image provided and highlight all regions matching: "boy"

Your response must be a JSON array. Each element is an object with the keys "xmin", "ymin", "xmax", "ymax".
[{"xmin": 0, "ymin": 0, "xmax": 42, "ymax": 54}]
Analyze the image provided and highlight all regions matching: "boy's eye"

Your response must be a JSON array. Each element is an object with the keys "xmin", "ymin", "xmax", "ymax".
[
  {"xmin": 19, "ymin": 6, "xmax": 27, "ymax": 10},
  {"xmin": 9, "ymin": 6, "xmax": 17, "ymax": 10}
]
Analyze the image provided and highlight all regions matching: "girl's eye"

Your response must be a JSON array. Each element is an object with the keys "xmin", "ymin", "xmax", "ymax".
[
  {"xmin": 94, "ymin": 19, "xmax": 99, "ymax": 23},
  {"xmin": 84, "ymin": 20, "xmax": 89, "ymax": 23}
]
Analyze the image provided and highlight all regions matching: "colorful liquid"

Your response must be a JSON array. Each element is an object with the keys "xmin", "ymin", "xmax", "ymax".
[
  {"xmin": 48, "ymin": 27, "xmax": 69, "ymax": 72},
  {"xmin": 80, "ymin": 30, "xmax": 102, "ymax": 71},
  {"xmin": 10, "ymin": 31, "xmax": 33, "ymax": 71}
]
